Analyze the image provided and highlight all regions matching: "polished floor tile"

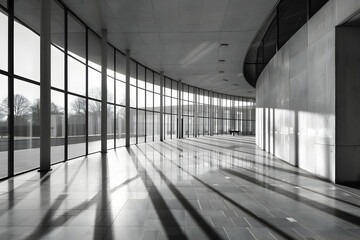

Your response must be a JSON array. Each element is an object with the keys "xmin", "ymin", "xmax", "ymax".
[{"xmin": 1, "ymin": 136, "xmax": 360, "ymax": 239}]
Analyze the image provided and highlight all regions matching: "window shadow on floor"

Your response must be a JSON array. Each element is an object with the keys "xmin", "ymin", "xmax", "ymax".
[
  {"xmin": 172, "ymin": 139, "xmax": 321, "ymax": 181},
  {"xmin": 126, "ymin": 147, "xmax": 190, "ymax": 240},
  {"xmin": 20, "ymin": 154, "xmax": 138, "ymax": 240},
  {"xmin": 149, "ymin": 142, "xmax": 297, "ymax": 240},
  {"xmin": 131, "ymin": 145, "xmax": 225, "ymax": 240},
  {"xmin": 223, "ymin": 168, "xmax": 360, "ymax": 227},
  {"xmin": 164, "ymin": 140, "xmax": 360, "ymax": 210}
]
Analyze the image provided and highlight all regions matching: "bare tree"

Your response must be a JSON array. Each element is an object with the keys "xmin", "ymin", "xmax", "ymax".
[
  {"xmin": 88, "ymin": 100, "xmax": 101, "ymax": 114},
  {"xmin": 71, "ymin": 97, "xmax": 86, "ymax": 115},
  {"xmin": 12, "ymin": 94, "xmax": 31, "ymax": 119},
  {"xmin": 88, "ymin": 87, "xmax": 113, "ymax": 102},
  {"xmin": 51, "ymin": 102, "xmax": 64, "ymax": 114},
  {"xmin": 0, "ymin": 97, "xmax": 8, "ymax": 120},
  {"xmin": 31, "ymin": 99, "xmax": 40, "ymax": 124},
  {"xmin": 88, "ymin": 87, "xmax": 114, "ymax": 115},
  {"xmin": 116, "ymin": 107, "xmax": 125, "ymax": 120},
  {"xmin": 89, "ymin": 87, "xmax": 101, "ymax": 101}
]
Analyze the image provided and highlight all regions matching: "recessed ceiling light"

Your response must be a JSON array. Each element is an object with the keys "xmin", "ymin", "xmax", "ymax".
[
  {"xmin": 220, "ymin": 43, "xmax": 229, "ymax": 47},
  {"xmin": 219, "ymin": 59, "xmax": 225, "ymax": 63},
  {"xmin": 219, "ymin": 71, "xmax": 224, "ymax": 73}
]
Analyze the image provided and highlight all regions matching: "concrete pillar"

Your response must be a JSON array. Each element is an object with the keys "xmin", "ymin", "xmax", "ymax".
[
  {"xmin": 178, "ymin": 80, "xmax": 182, "ymax": 138},
  {"xmin": 209, "ymin": 91, "xmax": 213, "ymax": 136},
  {"xmin": 160, "ymin": 72, "xmax": 164, "ymax": 141},
  {"xmin": 39, "ymin": 0, "xmax": 51, "ymax": 172},
  {"xmin": 101, "ymin": 29, "xmax": 107, "ymax": 153},
  {"xmin": 125, "ymin": 49, "xmax": 130, "ymax": 147},
  {"xmin": 231, "ymin": 97, "xmax": 235, "ymax": 130}
]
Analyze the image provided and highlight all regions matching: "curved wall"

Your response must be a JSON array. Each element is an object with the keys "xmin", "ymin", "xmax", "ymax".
[{"xmin": 255, "ymin": 0, "xmax": 360, "ymax": 182}]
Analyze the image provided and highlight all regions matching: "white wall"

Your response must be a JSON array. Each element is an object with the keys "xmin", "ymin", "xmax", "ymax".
[{"xmin": 256, "ymin": 0, "xmax": 360, "ymax": 182}]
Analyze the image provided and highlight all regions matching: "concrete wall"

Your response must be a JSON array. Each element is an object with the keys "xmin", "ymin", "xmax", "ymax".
[
  {"xmin": 335, "ymin": 26, "xmax": 360, "ymax": 184},
  {"xmin": 256, "ymin": 0, "xmax": 360, "ymax": 183}
]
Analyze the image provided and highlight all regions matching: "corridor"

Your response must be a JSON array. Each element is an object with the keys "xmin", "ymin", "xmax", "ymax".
[{"xmin": 0, "ymin": 136, "xmax": 359, "ymax": 240}]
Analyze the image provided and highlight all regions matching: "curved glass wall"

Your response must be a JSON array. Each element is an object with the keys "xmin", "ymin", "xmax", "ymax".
[
  {"xmin": 0, "ymin": 0, "xmax": 255, "ymax": 179},
  {"xmin": 243, "ymin": 0, "xmax": 329, "ymax": 87}
]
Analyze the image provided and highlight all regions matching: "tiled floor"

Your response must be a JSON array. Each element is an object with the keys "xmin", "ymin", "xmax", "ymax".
[{"xmin": 1, "ymin": 136, "xmax": 360, "ymax": 240}]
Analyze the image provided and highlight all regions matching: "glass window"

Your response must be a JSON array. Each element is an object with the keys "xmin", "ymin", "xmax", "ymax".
[
  {"xmin": 172, "ymin": 114, "xmax": 177, "ymax": 139},
  {"xmin": 146, "ymin": 91, "xmax": 153, "ymax": 111},
  {"xmin": 154, "ymin": 112, "xmax": 160, "ymax": 141},
  {"xmin": 88, "ymin": 67, "xmax": 101, "ymax": 100},
  {"xmin": 68, "ymin": 57, "xmax": 86, "ymax": 96},
  {"xmin": 146, "ymin": 111, "xmax": 153, "ymax": 142},
  {"xmin": 138, "ymin": 65, "xmax": 145, "ymax": 89},
  {"xmin": 138, "ymin": 110, "xmax": 145, "ymax": 143},
  {"xmin": 138, "ymin": 88, "xmax": 145, "ymax": 109},
  {"xmin": 197, "ymin": 117, "xmax": 203, "ymax": 136},
  {"xmin": 68, "ymin": 13, "xmax": 85, "ymax": 63},
  {"xmin": 116, "ymin": 106, "xmax": 126, "ymax": 147},
  {"xmin": 263, "ymin": 18, "xmax": 277, "ymax": 64},
  {"xmin": 116, "ymin": 80, "xmax": 126, "ymax": 106},
  {"xmin": 154, "ymin": 73, "xmax": 160, "ymax": 93},
  {"xmin": 130, "ymin": 108, "xmax": 136, "ymax": 145},
  {"xmin": 189, "ymin": 87, "xmax": 194, "ymax": 102},
  {"xmin": 0, "ymin": 74, "xmax": 8, "ymax": 178},
  {"xmin": 165, "ymin": 78, "xmax": 171, "ymax": 96},
  {"xmin": 107, "ymin": 104, "xmax": 114, "ymax": 149},
  {"xmin": 146, "ymin": 69, "xmax": 153, "ymax": 91},
  {"xmin": 278, "ymin": 0, "xmax": 307, "ymax": 49},
  {"xmin": 183, "ymin": 100, "xmax": 188, "ymax": 115},
  {"xmin": 172, "ymin": 97, "xmax": 177, "ymax": 115},
  {"xmin": 164, "ymin": 114, "xmax": 171, "ymax": 140},
  {"xmin": 14, "ymin": 20, "xmax": 40, "ymax": 81},
  {"xmin": 183, "ymin": 85, "xmax": 188, "ymax": 101},
  {"xmin": 130, "ymin": 85, "xmax": 136, "ymax": 108},
  {"xmin": 88, "ymin": 99, "xmax": 101, "ymax": 153},
  {"xmin": 0, "ymin": 9, "xmax": 8, "ymax": 71},
  {"xmin": 239, "ymin": 98, "xmax": 243, "ymax": 120},
  {"xmin": 189, "ymin": 116, "xmax": 194, "ymax": 136},
  {"xmin": 165, "ymin": 96, "xmax": 171, "ymax": 114},
  {"xmin": 204, "ymin": 118, "xmax": 209, "ymax": 136},
  {"xmin": 15, "ymin": 0, "xmax": 40, "ymax": 33},
  {"xmin": 107, "ymin": 45, "xmax": 115, "ymax": 77},
  {"xmin": 154, "ymin": 93, "xmax": 160, "ymax": 112},
  {"xmin": 51, "ymin": 90, "xmax": 65, "ymax": 164},
  {"xmin": 88, "ymin": 31, "xmax": 101, "ymax": 71},
  {"xmin": 172, "ymin": 80, "xmax": 178, "ymax": 98},
  {"xmin": 51, "ymin": 0, "xmax": 65, "ymax": 50},
  {"xmin": 189, "ymin": 101, "xmax": 194, "ymax": 116},
  {"xmin": 183, "ymin": 116, "xmax": 188, "ymax": 138},
  {"xmin": 14, "ymin": 80, "xmax": 40, "ymax": 173},
  {"xmin": 130, "ymin": 60, "xmax": 136, "ymax": 86},
  {"xmin": 107, "ymin": 77, "xmax": 114, "ymax": 103},
  {"xmin": 68, "ymin": 95, "xmax": 86, "ymax": 159},
  {"xmin": 51, "ymin": 45, "xmax": 65, "ymax": 89},
  {"xmin": 116, "ymin": 51, "xmax": 126, "ymax": 81}
]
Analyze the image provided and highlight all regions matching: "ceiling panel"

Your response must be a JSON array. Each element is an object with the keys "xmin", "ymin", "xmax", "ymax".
[{"xmin": 62, "ymin": 0, "xmax": 277, "ymax": 97}]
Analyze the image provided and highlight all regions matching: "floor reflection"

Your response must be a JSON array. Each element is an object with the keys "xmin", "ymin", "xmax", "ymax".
[{"xmin": 0, "ymin": 136, "xmax": 360, "ymax": 240}]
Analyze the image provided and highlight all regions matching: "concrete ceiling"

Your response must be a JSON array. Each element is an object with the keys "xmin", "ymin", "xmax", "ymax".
[{"xmin": 62, "ymin": 0, "xmax": 277, "ymax": 97}]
